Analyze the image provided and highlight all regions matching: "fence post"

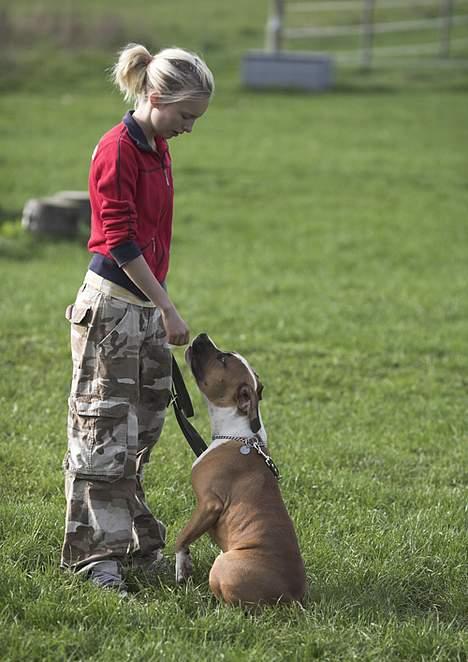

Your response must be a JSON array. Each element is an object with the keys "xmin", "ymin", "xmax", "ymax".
[
  {"xmin": 361, "ymin": 0, "xmax": 376, "ymax": 71},
  {"xmin": 439, "ymin": 0, "xmax": 454, "ymax": 58},
  {"xmin": 265, "ymin": 0, "xmax": 285, "ymax": 52}
]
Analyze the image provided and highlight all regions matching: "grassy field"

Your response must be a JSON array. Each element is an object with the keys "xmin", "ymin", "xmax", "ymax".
[{"xmin": 1, "ymin": 1, "xmax": 467, "ymax": 660}]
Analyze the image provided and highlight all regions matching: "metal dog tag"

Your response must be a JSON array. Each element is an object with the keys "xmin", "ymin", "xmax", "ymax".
[{"xmin": 240, "ymin": 445, "xmax": 251, "ymax": 455}]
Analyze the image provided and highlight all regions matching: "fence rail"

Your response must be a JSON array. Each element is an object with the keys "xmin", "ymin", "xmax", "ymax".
[
  {"xmin": 265, "ymin": 0, "xmax": 468, "ymax": 68},
  {"xmin": 289, "ymin": 0, "xmax": 443, "ymax": 11},
  {"xmin": 285, "ymin": 15, "xmax": 468, "ymax": 39},
  {"xmin": 335, "ymin": 35, "xmax": 468, "ymax": 57}
]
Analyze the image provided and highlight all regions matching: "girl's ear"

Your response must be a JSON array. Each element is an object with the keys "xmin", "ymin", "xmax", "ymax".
[
  {"xmin": 237, "ymin": 383, "xmax": 261, "ymax": 433},
  {"xmin": 149, "ymin": 92, "xmax": 162, "ymax": 109}
]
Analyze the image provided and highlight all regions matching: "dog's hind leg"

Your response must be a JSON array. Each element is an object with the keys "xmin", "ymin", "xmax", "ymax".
[{"xmin": 208, "ymin": 553, "xmax": 223, "ymax": 600}]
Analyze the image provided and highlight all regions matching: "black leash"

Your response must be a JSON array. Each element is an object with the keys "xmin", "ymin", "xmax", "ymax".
[{"xmin": 171, "ymin": 355, "xmax": 208, "ymax": 457}]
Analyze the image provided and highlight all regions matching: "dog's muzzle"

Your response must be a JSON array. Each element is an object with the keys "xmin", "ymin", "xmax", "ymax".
[{"xmin": 186, "ymin": 333, "xmax": 217, "ymax": 380}]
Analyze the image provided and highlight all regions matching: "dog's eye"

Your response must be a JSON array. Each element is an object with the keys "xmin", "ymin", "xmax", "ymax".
[{"xmin": 216, "ymin": 353, "xmax": 227, "ymax": 365}]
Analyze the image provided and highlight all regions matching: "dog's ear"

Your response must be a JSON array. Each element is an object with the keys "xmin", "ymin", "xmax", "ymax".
[
  {"xmin": 237, "ymin": 383, "xmax": 261, "ymax": 433},
  {"xmin": 257, "ymin": 380, "xmax": 264, "ymax": 401},
  {"xmin": 252, "ymin": 370, "xmax": 264, "ymax": 401}
]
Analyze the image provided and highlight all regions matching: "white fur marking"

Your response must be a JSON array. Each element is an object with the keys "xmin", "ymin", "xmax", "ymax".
[
  {"xmin": 175, "ymin": 549, "xmax": 193, "ymax": 583},
  {"xmin": 232, "ymin": 352, "xmax": 258, "ymax": 389}
]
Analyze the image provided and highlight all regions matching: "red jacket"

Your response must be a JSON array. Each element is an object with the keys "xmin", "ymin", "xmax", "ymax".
[{"xmin": 87, "ymin": 111, "xmax": 174, "ymax": 298}]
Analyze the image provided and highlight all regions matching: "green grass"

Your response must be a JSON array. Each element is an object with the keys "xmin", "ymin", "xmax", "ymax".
[{"xmin": 1, "ymin": 1, "xmax": 467, "ymax": 660}]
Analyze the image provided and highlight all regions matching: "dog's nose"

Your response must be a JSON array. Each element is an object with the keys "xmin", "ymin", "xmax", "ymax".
[
  {"xmin": 192, "ymin": 333, "xmax": 214, "ymax": 353},
  {"xmin": 192, "ymin": 333, "xmax": 209, "ymax": 351}
]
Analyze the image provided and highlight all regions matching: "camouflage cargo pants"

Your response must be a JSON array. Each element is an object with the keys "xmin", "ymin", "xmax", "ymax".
[{"xmin": 61, "ymin": 275, "xmax": 172, "ymax": 573}]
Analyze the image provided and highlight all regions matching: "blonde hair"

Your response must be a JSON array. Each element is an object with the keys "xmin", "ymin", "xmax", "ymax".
[{"xmin": 112, "ymin": 43, "xmax": 214, "ymax": 106}]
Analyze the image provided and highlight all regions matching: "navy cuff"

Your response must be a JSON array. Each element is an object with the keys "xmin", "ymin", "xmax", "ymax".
[{"xmin": 110, "ymin": 241, "xmax": 142, "ymax": 267}]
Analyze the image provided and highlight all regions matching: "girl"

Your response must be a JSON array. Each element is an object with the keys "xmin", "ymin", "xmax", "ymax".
[{"xmin": 61, "ymin": 43, "xmax": 214, "ymax": 594}]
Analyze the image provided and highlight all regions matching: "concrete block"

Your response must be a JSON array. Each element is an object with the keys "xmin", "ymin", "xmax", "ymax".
[{"xmin": 242, "ymin": 50, "xmax": 334, "ymax": 91}]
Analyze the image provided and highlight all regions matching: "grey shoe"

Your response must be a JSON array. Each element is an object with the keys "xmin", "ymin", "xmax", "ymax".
[
  {"xmin": 130, "ymin": 549, "xmax": 169, "ymax": 575},
  {"xmin": 88, "ymin": 560, "xmax": 128, "ymax": 597}
]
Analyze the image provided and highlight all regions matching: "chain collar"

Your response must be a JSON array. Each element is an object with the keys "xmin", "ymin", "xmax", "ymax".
[
  {"xmin": 212, "ymin": 433, "xmax": 266, "ymax": 446},
  {"xmin": 211, "ymin": 434, "xmax": 281, "ymax": 480}
]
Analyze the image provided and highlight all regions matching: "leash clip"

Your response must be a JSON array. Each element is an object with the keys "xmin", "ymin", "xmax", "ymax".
[{"xmin": 252, "ymin": 440, "xmax": 281, "ymax": 480}]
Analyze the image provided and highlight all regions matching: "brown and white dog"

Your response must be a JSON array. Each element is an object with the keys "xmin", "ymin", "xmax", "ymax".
[{"xmin": 175, "ymin": 333, "xmax": 307, "ymax": 606}]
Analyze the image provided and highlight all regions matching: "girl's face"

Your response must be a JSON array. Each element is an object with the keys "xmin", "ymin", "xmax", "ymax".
[{"xmin": 150, "ymin": 97, "xmax": 210, "ymax": 140}]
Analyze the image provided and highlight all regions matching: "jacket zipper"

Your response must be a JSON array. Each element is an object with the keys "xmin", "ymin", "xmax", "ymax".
[{"xmin": 162, "ymin": 160, "xmax": 170, "ymax": 187}]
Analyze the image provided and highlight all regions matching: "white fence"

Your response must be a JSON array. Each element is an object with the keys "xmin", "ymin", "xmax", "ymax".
[{"xmin": 265, "ymin": 0, "xmax": 468, "ymax": 69}]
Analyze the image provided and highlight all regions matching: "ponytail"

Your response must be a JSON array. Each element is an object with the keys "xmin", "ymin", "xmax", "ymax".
[
  {"xmin": 112, "ymin": 43, "xmax": 214, "ymax": 106},
  {"xmin": 112, "ymin": 43, "xmax": 152, "ymax": 104}
]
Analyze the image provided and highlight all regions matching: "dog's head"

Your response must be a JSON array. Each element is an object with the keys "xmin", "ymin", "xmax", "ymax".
[{"xmin": 185, "ymin": 333, "xmax": 264, "ymax": 433}]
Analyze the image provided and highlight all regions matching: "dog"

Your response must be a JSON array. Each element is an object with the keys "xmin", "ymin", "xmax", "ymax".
[{"xmin": 175, "ymin": 333, "xmax": 307, "ymax": 605}]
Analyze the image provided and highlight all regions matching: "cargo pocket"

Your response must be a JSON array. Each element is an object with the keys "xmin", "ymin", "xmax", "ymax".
[
  {"xmin": 66, "ymin": 303, "xmax": 92, "ymax": 325},
  {"xmin": 67, "ymin": 303, "xmax": 93, "ymax": 367},
  {"xmin": 67, "ymin": 397, "xmax": 129, "ymax": 481}
]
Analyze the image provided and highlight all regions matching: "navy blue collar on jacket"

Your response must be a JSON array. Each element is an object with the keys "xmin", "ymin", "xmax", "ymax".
[
  {"xmin": 123, "ymin": 111, "xmax": 169, "ymax": 165},
  {"xmin": 123, "ymin": 111, "xmax": 154, "ymax": 152}
]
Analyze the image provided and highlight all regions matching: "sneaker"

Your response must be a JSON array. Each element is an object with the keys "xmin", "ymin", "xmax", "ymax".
[{"xmin": 88, "ymin": 560, "xmax": 128, "ymax": 597}]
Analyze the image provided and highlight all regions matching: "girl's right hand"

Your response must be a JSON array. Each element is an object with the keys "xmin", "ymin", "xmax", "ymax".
[{"xmin": 162, "ymin": 306, "xmax": 190, "ymax": 346}]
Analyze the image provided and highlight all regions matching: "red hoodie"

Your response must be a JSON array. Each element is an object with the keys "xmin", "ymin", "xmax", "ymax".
[{"xmin": 87, "ymin": 111, "xmax": 174, "ymax": 299}]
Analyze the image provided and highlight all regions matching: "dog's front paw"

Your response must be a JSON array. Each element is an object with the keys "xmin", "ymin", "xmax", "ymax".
[{"xmin": 175, "ymin": 549, "xmax": 193, "ymax": 584}]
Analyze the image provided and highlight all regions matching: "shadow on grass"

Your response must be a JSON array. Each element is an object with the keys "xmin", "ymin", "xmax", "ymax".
[
  {"xmin": 236, "ymin": 80, "xmax": 400, "ymax": 99},
  {"xmin": 0, "ymin": 229, "xmax": 86, "ymax": 261},
  {"xmin": 236, "ymin": 65, "xmax": 468, "ymax": 98},
  {"xmin": 0, "ymin": 233, "xmax": 52, "ymax": 261},
  {"xmin": 74, "ymin": 551, "xmax": 464, "ymax": 625},
  {"xmin": 0, "ymin": 206, "xmax": 21, "ymax": 222},
  {"xmin": 309, "ymin": 572, "xmax": 464, "ymax": 626}
]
